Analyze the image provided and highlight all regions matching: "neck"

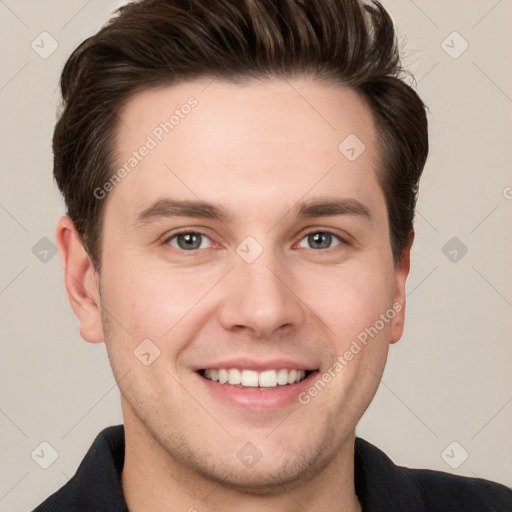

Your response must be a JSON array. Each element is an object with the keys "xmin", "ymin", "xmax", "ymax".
[{"xmin": 121, "ymin": 408, "xmax": 362, "ymax": 512}]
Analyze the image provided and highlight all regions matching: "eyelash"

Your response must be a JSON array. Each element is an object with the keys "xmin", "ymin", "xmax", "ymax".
[{"xmin": 163, "ymin": 228, "xmax": 347, "ymax": 253}]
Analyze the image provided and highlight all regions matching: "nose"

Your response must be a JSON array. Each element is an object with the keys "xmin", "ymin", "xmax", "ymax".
[{"xmin": 216, "ymin": 248, "xmax": 306, "ymax": 339}]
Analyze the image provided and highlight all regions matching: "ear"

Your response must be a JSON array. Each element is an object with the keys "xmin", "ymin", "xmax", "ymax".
[
  {"xmin": 56, "ymin": 216, "xmax": 105, "ymax": 344},
  {"xmin": 390, "ymin": 231, "xmax": 413, "ymax": 344}
]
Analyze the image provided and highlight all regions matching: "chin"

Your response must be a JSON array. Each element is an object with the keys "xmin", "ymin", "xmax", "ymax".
[{"xmin": 180, "ymin": 437, "xmax": 340, "ymax": 496}]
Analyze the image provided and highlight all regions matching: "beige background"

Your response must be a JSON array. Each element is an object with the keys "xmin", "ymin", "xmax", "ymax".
[{"xmin": 0, "ymin": 0, "xmax": 511, "ymax": 510}]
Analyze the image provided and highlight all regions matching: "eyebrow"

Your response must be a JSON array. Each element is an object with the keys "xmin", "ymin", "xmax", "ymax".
[
  {"xmin": 133, "ymin": 197, "xmax": 373, "ymax": 227},
  {"xmin": 294, "ymin": 197, "xmax": 373, "ymax": 222},
  {"xmin": 134, "ymin": 199, "xmax": 231, "ymax": 227}
]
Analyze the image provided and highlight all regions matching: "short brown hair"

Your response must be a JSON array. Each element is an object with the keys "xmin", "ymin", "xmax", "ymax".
[{"xmin": 53, "ymin": 0, "xmax": 428, "ymax": 272}]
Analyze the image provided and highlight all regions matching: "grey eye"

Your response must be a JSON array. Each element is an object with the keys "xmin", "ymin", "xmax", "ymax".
[
  {"xmin": 298, "ymin": 232, "xmax": 341, "ymax": 250},
  {"xmin": 169, "ymin": 232, "xmax": 212, "ymax": 251}
]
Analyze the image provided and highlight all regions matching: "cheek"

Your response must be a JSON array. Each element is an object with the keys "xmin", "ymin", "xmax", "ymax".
[
  {"xmin": 301, "ymin": 259, "xmax": 395, "ymax": 342},
  {"xmin": 100, "ymin": 259, "xmax": 221, "ymax": 354}
]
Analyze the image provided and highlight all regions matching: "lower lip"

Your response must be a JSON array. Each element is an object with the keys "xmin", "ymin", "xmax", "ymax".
[{"xmin": 196, "ymin": 371, "xmax": 319, "ymax": 411}]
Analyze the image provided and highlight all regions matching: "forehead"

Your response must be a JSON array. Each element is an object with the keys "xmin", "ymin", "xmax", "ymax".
[{"xmin": 108, "ymin": 78, "xmax": 384, "ymax": 224}]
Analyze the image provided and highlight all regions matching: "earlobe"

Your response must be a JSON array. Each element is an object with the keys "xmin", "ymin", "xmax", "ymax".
[
  {"xmin": 56, "ymin": 216, "xmax": 105, "ymax": 344},
  {"xmin": 390, "ymin": 232, "xmax": 413, "ymax": 344}
]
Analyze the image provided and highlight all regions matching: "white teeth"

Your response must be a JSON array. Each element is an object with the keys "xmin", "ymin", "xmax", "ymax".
[
  {"xmin": 277, "ymin": 369, "xmax": 289, "ymax": 385},
  {"xmin": 228, "ymin": 368, "xmax": 241, "ymax": 385},
  {"xmin": 287, "ymin": 369, "xmax": 297, "ymax": 384},
  {"xmin": 202, "ymin": 368, "xmax": 308, "ymax": 387},
  {"xmin": 241, "ymin": 370, "xmax": 259, "ymax": 387},
  {"xmin": 259, "ymin": 370, "xmax": 277, "ymax": 387}
]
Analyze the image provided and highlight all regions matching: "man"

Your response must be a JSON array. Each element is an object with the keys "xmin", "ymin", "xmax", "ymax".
[{"xmin": 34, "ymin": 0, "xmax": 511, "ymax": 510}]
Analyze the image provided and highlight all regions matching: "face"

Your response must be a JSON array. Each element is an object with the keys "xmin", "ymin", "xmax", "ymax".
[{"xmin": 64, "ymin": 78, "xmax": 410, "ymax": 492}]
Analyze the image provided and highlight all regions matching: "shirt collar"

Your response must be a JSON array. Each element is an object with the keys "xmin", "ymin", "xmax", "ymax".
[{"xmin": 354, "ymin": 437, "xmax": 426, "ymax": 511}]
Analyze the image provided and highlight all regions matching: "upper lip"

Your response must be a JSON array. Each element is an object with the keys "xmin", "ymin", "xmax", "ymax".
[{"xmin": 192, "ymin": 358, "xmax": 317, "ymax": 372}]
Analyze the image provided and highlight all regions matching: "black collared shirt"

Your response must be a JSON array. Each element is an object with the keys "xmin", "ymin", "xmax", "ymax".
[{"xmin": 32, "ymin": 425, "xmax": 512, "ymax": 511}]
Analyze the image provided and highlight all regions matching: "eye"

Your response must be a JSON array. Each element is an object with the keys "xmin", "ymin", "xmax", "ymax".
[
  {"xmin": 297, "ymin": 230, "xmax": 343, "ymax": 250},
  {"xmin": 166, "ymin": 231, "xmax": 213, "ymax": 251}
]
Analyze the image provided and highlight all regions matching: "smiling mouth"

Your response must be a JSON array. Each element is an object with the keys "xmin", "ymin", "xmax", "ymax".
[{"xmin": 199, "ymin": 368, "xmax": 312, "ymax": 389}]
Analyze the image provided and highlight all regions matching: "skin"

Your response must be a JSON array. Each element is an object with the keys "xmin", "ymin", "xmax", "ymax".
[{"xmin": 57, "ymin": 77, "xmax": 411, "ymax": 511}]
